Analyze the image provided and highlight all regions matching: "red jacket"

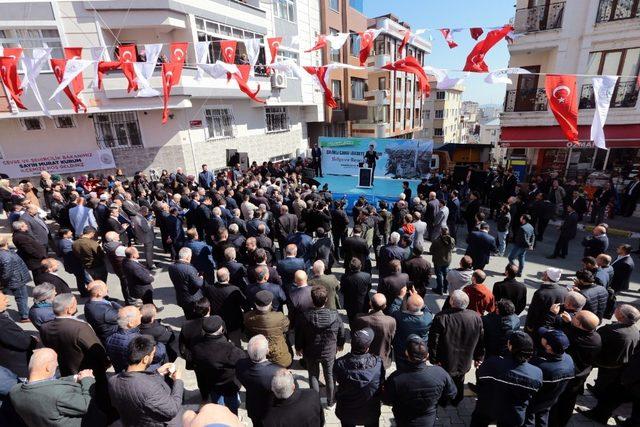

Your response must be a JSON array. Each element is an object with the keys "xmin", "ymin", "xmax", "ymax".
[{"xmin": 463, "ymin": 284, "xmax": 496, "ymax": 315}]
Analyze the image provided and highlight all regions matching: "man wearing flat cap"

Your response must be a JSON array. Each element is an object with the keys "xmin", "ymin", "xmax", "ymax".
[
  {"xmin": 244, "ymin": 290, "xmax": 292, "ymax": 368},
  {"xmin": 333, "ymin": 327, "xmax": 385, "ymax": 426},
  {"xmin": 190, "ymin": 315, "xmax": 247, "ymax": 412}
]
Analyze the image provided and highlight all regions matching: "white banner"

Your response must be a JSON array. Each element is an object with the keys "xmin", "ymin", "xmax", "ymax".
[
  {"xmin": 243, "ymin": 38, "xmax": 261, "ymax": 75},
  {"xmin": 591, "ymin": 75, "xmax": 618, "ymax": 149},
  {"xmin": 20, "ymin": 47, "xmax": 52, "ymax": 117},
  {"xmin": 484, "ymin": 67, "xmax": 531, "ymax": 84},
  {"xmin": 90, "ymin": 47, "xmax": 107, "ymax": 88},
  {"xmin": 1, "ymin": 149, "xmax": 116, "ymax": 178},
  {"xmin": 49, "ymin": 59, "xmax": 94, "ymax": 100},
  {"xmin": 194, "ymin": 41, "xmax": 210, "ymax": 81}
]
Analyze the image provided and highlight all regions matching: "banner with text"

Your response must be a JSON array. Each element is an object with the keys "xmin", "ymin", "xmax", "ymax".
[
  {"xmin": 319, "ymin": 137, "xmax": 434, "ymax": 179},
  {"xmin": 1, "ymin": 149, "xmax": 116, "ymax": 178}
]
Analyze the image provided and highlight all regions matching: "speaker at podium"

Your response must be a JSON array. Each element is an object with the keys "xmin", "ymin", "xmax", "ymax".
[{"xmin": 358, "ymin": 162, "xmax": 373, "ymax": 188}]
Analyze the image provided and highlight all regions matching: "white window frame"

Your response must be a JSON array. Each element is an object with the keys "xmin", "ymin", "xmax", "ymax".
[
  {"xmin": 351, "ymin": 77, "xmax": 366, "ymax": 100},
  {"xmin": 329, "ymin": 0, "xmax": 340, "ymax": 12},
  {"xmin": 0, "ymin": 28, "xmax": 63, "ymax": 71},
  {"xmin": 93, "ymin": 111, "xmax": 143, "ymax": 148},
  {"xmin": 204, "ymin": 106, "xmax": 235, "ymax": 140},
  {"xmin": 53, "ymin": 115, "xmax": 77, "ymax": 129},
  {"xmin": 19, "ymin": 117, "xmax": 45, "ymax": 131},
  {"xmin": 265, "ymin": 106, "xmax": 290, "ymax": 133},
  {"xmin": 273, "ymin": 0, "xmax": 296, "ymax": 22}
]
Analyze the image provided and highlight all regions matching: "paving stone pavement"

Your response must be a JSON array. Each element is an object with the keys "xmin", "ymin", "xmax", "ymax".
[{"xmin": 1, "ymin": 214, "xmax": 637, "ymax": 426}]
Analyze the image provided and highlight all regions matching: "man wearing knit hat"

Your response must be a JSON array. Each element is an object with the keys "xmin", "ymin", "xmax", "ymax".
[{"xmin": 525, "ymin": 268, "xmax": 569, "ymax": 334}]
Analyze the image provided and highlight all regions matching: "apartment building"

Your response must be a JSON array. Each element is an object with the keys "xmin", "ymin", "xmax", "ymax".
[
  {"xmin": 500, "ymin": 0, "xmax": 640, "ymax": 179},
  {"xmin": 0, "ymin": 0, "xmax": 323, "ymax": 176},
  {"xmin": 420, "ymin": 85, "xmax": 464, "ymax": 145}
]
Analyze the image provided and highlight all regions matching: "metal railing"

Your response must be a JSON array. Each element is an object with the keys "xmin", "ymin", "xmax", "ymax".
[
  {"xmin": 580, "ymin": 81, "xmax": 639, "ymax": 109},
  {"xmin": 514, "ymin": 1, "xmax": 565, "ymax": 33},
  {"xmin": 596, "ymin": 0, "xmax": 640, "ymax": 23},
  {"xmin": 504, "ymin": 89, "xmax": 548, "ymax": 112}
]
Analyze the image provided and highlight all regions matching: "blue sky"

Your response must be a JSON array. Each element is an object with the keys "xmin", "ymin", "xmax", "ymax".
[{"xmin": 364, "ymin": 0, "xmax": 515, "ymax": 105}]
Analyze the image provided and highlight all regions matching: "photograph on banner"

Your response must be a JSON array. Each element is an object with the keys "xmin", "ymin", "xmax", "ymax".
[
  {"xmin": 1, "ymin": 149, "xmax": 116, "ymax": 178},
  {"xmin": 319, "ymin": 137, "xmax": 434, "ymax": 179}
]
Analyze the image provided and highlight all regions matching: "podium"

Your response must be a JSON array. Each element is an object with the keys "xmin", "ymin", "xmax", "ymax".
[{"xmin": 358, "ymin": 167, "xmax": 374, "ymax": 188}]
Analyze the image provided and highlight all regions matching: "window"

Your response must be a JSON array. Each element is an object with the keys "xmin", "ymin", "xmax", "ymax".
[
  {"xmin": 331, "ymin": 80, "xmax": 342, "ymax": 100},
  {"xmin": 434, "ymin": 128, "xmax": 443, "ymax": 136},
  {"xmin": 597, "ymin": 0, "xmax": 640, "ymax": 22},
  {"xmin": 423, "ymin": 110, "xmax": 431, "ymax": 120},
  {"xmin": 265, "ymin": 107, "xmax": 289, "ymax": 132},
  {"xmin": 329, "ymin": 28, "xmax": 341, "ymax": 63},
  {"xmin": 93, "ymin": 112, "xmax": 142, "ymax": 148},
  {"xmin": 349, "ymin": 32, "xmax": 360, "ymax": 57},
  {"xmin": 395, "ymin": 109, "xmax": 401, "ymax": 122},
  {"xmin": 435, "ymin": 110, "xmax": 444, "ymax": 119},
  {"xmin": 436, "ymin": 91, "xmax": 446, "ymax": 100},
  {"xmin": 205, "ymin": 107, "xmax": 234, "ymax": 139},
  {"xmin": 351, "ymin": 78, "xmax": 366, "ymax": 100},
  {"xmin": 378, "ymin": 77, "xmax": 387, "ymax": 90},
  {"xmin": 329, "ymin": 0, "xmax": 339, "ymax": 11},
  {"xmin": 585, "ymin": 48, "xmax": 640, "ymax": 107},
  {"xmin": 396, "ymin": 78, "xmax": 402, "ymax": 91},
  {"xmin": 273, "ymin": 0, "xmax": 296, "ymax": 22},
  {"xmin": 53, "ymin": 115, "xmax": 76, "ymax": 129},
  {"xmin": 414, "ymin": 108, "xmax": 420, "ymax": 120},
  {"xmin": 0, "ymin": 29, "xmax": 63, "ymax": 70},
  {"xmin": 20, "ymin": 117, "xmax": 44, "ymax": 131}
]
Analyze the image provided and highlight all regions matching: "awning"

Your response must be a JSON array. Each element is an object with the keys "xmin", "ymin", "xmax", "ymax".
[{"xmin": 500, "ymin": 124, "xmax": 640, "ymax": 148}]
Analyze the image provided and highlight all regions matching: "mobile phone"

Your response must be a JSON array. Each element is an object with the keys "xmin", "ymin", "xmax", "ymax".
[{"xmin": 558, "ymin": 304, "xmax": 566, "ymax": 314}]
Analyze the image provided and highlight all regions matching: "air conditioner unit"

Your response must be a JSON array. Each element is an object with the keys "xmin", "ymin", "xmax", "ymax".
[{"xmin": 271, "ymin": 71, "xmax": 287, "ymax": 89}]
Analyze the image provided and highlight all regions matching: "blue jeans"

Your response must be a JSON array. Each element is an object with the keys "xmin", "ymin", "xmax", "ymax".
[
  {"xmin": 434, "ymin": 265, "xmax": 449, "ymax": 294},
  {"xmin": 6, "ymin": 285, "xmax": 28, "ymax": 319},
  {"xmin": 497, "ymin": 231, "xmax": 508, "ymax": 256},
  {"xmin": 211, "ymin": 392, "xmax": 239, "ymax": 414},
  {"xmin": 508, "ymin": 245, "xmax": 527, "ymax": 275}
]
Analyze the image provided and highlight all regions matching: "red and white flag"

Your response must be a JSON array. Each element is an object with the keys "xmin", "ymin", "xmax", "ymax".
[
  {"xmin": 97, "ymin": 61, "xmax": 121, "ymax": 90},
  {"xmin": 64, "ymin": 47, "xmax": 84, "ymax": 95},
  {"xmin": 463, "ymin": 24, "xmax": 513, "ymax": 72},
  {"xmin": 230, "ymin": 64, "xmax": 265, "ymax": 103},
  {"xmin": 267, "ymin": 37, "xmax": 282, "ymax": 65},
  {"xmin": 116, "ymin": 44, "xmax": 138, "ymax": 92},
  {"xmin": 305, "ymin": 33, "xmax": 349, "ymax": 53},
  {"xmin": 439, "ymin": 29, "xmax": 458, "ymax": 49},
  {"xmin": 382, "ymin": 56, "xmax": 431, "ymax": 96},
  {"xmin": 0, "ymin": 56, "xmax": 26, "ymax": 109},
  {"xmin": 358, "ymin": 29, "xmax": 382, "ymax": 66},
  {"xmin": 169, "ymin": 42, "xmax": 188, "ymax": 82},
  {"xmin": 50, "ymin": 58, "xmax": 87, "ymax": 112},
  {"xmin": 161, "ymin": 62, "xmax": 180, "ymax": 124},
  {"xmin": 304, "ymin": 66, "xmax": 337, "ymax": 109},
  {"xmin": 220, "ymin": 40, "xmax": 237, "ymax": 64},
  {"xmin": 305, "ymin": 35, "xmax": 327, "ymax": 52},
  {"xmin": 545, "ymin": 74, "xmax": 579, "ymax": 144},
  {"xmin": 470, "ymin": 28, "xmax": 484, "ymax": 40}
]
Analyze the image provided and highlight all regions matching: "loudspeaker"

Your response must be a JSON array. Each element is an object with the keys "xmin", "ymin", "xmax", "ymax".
[{"xmin": 226, "ymin": 149, "xmax": 238, "ymax": 167}]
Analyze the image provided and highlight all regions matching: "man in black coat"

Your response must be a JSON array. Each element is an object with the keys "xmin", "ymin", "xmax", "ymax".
[
  {"xmin": 168, "ymin": 247, "xmax": 205, "ymax": 318},
  {"xmin": 21, "ymin": 205, "xmax": 50, "ymax": 250},
  {"xmin": 191, "ymin": 316, "xmax": 246, "ymax": 411},
  {"xmin": 621, "ymin": 175, "xmax": 640, "ymax": 217},
  {"xmin": 611, "ymin": 244, "xmax": 634, "ymax": 293},
  {"xmin": 377, "ymin": 259, "xmax": 409, "ymax": 311},
  {"xmin": 549, "ymin": 204, "xmax": 579, "ymax": 259},
  {"xmin": 342, "ymin": 225, "xmax": 370, "ymax": 273},
  {"xmin": 0, "ymin": 293, "xmax": 39, "ymax": 378},
  {"xmin": 377, "ymin": 232, "xmax": 406, "ymax": 278},
  {"xmin": 34, "ymin": 258, "xmax": 72, "ymax": 294},
  {"xmin": 276, "ymin": 244, "xmax": 307, "ymax": 295},
  {"xmin": 582, "ymin": 225, "xmax": 609, "ymax": 258},
  {"xmin": 263, "ymin": 369, "xmax": 324, "ymax": 427},
  {"xmin": 105, "ymin": 207, "xmax": 129, "ymax": 245},
  {"xmin": 340, "ymin": 258, "xmax": 372, "ymax": 326},
  {"xmin": 402, "ymin": 247, "xmax": 432, "ymax": 297},
  {"xmin": 492, "ymin": 264, "xmax": 528, "ymax": 315},
  {"xmin": 525, "ymin": 268, "xmax": 568, "ymax": 333},
  {"xmin": 11, "ymin": 220, "xmax": 47, "ymax": 282},
  {"xmin": 83, "ymin": 280, "xmax": 121, "ymax": 343},
  {"xmin": 567, "ymin": 190, "xmax": 588, "ymax": 221},
  {"xmin": 447, "ymin": 191, "xmax": 461, "ymax": 241},
  {"xmin": 122, "ymin": 247, "xmax": 155, "ymax": 305},
  {"xmin": 383, "ymin": 335, "xmax": 457, "ymax": 426},
  {"xmin": 465, "ymin": 222, "xmax": 498, "ymax": 270},
  {"xmin": 331, "ymin": 202, "xmax": 350, "ymax": 262},
  {"xmin": 204, "ymin": 267, "xmax": 247, "ymax": 346},
  {"xmin": 277, "ymin": 205, "xmax": 298, "ymax": 253},
  {"xmin": 179, "ymin": 297, "xmax": 210, "ymax": 370},
  {"xmin": 236, "ymin": 335, "xmax": 281, "ymax": 426},
  {"xmin": 464, "ymin": 191, "xmax": 481, "ymax": 234}
]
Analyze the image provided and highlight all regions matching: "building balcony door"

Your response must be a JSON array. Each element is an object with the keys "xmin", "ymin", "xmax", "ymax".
[{"xmin": 515, "ymin": 66, "xmax": 541, "ymax": 111}]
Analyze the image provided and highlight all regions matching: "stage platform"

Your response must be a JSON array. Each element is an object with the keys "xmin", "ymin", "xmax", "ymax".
[{"xmin": 316, "ymin": 175, "xmax": 420, "ymax": 211}]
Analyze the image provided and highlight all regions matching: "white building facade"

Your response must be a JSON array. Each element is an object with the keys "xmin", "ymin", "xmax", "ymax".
[
  {"xmin": 419, "ymin": 85, "xmax": 464, "ymax": 145},
  {"xmin": 0, "ymin": 0, "xmax": 324, "ymax": 177}
]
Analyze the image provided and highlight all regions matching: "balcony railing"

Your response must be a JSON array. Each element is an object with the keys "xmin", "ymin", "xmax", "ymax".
[
  {"xmin": 596, "ymin": 0, "xmax": 640, "ymax": 23},
  {"xmin": 514, "ymin": 1, "xmax": 565, "ymax": 33},
  {"xmin": 579, "ymin": 81, "xmax": 639, "ymax": 109},
  {"xmin": 504, "ymin": 89, "xmax": 548, "ymax": 112}
]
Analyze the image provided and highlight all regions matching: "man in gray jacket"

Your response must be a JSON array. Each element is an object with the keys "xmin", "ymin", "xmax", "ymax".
[
  {"xmin": 130, "ymin": 206, "xmax": 156, "ymax": 270},
  {"xmin": 108, "ymin": 335, "xmax": 183, "ymax": 426}
]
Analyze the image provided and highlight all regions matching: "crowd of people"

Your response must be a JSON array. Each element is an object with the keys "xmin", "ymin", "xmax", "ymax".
[{"xmin": 0, "ymin": 161, "xmax": 638, "ymax": 427}]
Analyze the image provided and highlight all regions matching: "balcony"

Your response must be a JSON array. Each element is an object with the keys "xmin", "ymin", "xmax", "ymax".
[
  {"xmin": 596, "ymin": 0, "xmax": 640, "ymax": 23},
  {"xmin": 504, "ymin": 89, "xmax": 548, "ymax": 112},
  {"xmin": 513, "ymin": 1, "xmax": 565, "ymax": 33},
  {"xmin": 579, "ymin": 81, "xmax": 639, "ymax": 109}
]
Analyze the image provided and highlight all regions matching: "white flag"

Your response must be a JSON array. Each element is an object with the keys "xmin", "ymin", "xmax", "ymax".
[
  {"xmin": 89, "ymin": 47, "xmax": 106, "ymax": 89},
  {"xmin": 243, "ymin": 38, "xmax": 261, "ymax": 76},
  {"xmin": 437, "ymin": 72, "xmax": 468, "ymax": 90},
  {"xmin": 591, "ymin": 75, "xmax": 618, "ymax": 150},
  {"xmin": 194, "ymin": 41, "xmax": 210, "ymax": 81},
  {"xmin": 133, "ymin": 43, "xmax": 163, "ymax": 97},
  {"xmin": 143, "ymin": 43, "xmax": 163, "ymax": 66},
  {"xmin": 20, "ymin": 47, "xmax": 52, "ymax": 116},
  {"xmin": 49, "ymin": 59, "xmax": 94, "ymax": 100},
  {"xmin": 484, "ymin": 67, "xmax": 531, "ymax": 85},
  {"xmin": 325, "ymin": 33, "xmax": 350, "ymax": 50},
  {"xmin": 269, "ymin": 59, "xmax": 305, "ymax": 80},
  {"xmin": 198, "ymin": 61, "xmax": 240, "ymax": 80}
]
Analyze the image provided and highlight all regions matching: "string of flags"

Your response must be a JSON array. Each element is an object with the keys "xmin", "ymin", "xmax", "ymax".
[{"xmin": 0, "ymin": 22, "xmax": 638, "ymax": 149}]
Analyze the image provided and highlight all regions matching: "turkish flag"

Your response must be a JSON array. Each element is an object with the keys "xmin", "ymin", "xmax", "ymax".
[
  {"xmin": 304, "ymin": 66, "xmax": 337, "ymax": 109},
  {"xmin": 51, "ymin": 58, "xmax": 87, "ymax": 112},
  {"xmin": 358, "ymin": 29, "xmax": 378, "ymax": 66},
  {"xmin": 117, "ymin": 44, "xmax": 137, "ymax": 63},
  {"xmin": 2, "ymin": 47, "xmax": 23, "ymax": 60},
  {"xmin": 463, "ymin": 24, "xmax": 513, "ymax": 72},
  {"xmin": 161, "ymin": 62, "xmax": 181, "ymax": 124},
  {"xmin": 305, "ymin": 35, "xmax": 327, "ymax": 53},
  {"xmin": 114, "ymin": 45, "xmax": 138, "ymax": 92},
  {"xmin": 64, "ymin": 47, "xmax": 85, "ymax": 95},
  {"xmin": 231, "ymin": 64, "xmax": 265, "ymax": 103},
  {"xmin": 267, "ymin": 37, "xmax": 282, "ymax": 64},
  {"xmin": 398, "ymin": 30, "xmax": 411, "ymax": 56},
  {"xmin": 0, "ymin": 56, "xmax": 26, "ymax": 109},
  {"xmin": 220, "ymin": 40, "xmax": 237, "ymax": 64},
  {"xmin": 169, "ymin": 42, "xmax": 189, "ymax": 82},
  {"xmin": 382, "ymin": 56, "xmax": 431, "ymax": 96},
  {"xmin": 545, "ymin": 74, "xmax": 579, "ymax": 144},
  {"xmin": 440, "ymin": 29, "xmax": 458, "ymax": 49},
  {"xmin": 97, "ymin": 61, "xmax": 121, "ymax": 90},
  {"xmin": 470, "ymin": 28, "xmax": 484, "ymax": 40}
]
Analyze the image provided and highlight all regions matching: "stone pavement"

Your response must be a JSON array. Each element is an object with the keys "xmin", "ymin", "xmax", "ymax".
[{"xmin": 1, "ymin": 214, "xmax": 638, "ymax": 426}]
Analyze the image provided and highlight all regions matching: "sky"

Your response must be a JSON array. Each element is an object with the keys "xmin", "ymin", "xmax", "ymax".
[{"xmin": 364, "ymin": 0, "xmax": 515, "ymax": 105}]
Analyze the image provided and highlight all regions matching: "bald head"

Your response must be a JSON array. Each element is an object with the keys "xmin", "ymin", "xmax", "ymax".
[
  {"xmin": 593, "ymin": 226, "xmax": 606, "ymax": 236},
  {"xmin": 294, "ymin": 270, "xmax": 307, "ymax": 287},
  {"xmin": 371, "ymin": 293, "xmax": 387, "ymax": 311},
  {"xmin": 573, "ymin": 310, "xmax": 600, "ymax": 332},
  {"xmin": 28, "ymin": 348, "xmax": 58, "ymax": 381},
  {"xmin": 87, "ymin": 280, "xmax": 108, "ymax": 298},
  {"xmin": 117, "ymin": 306, "xmax": 142, "ymax": 330},
  {"xmin": 406, "ymin": 293, "xmax": 424, "ymax": 313},
  {"xmin": 312, "ymin": 260, "xmax": 326, "ymax": 275}
]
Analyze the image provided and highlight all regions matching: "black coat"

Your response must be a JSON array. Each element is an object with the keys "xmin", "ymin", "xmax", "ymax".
[
  {"xmin": 377, "ymin": 273, "xmax": 409, "ymax": 308},
  {"xmin": 167, "ymin": 261, "xmax": 204, "ymax": 308},
  {"xmin": 263, "ymin": 389, "xmax": 325, "ymax": 427},
  {"xmin": 577, "ymin": 283, "xmax": 609, "ymax": 320},
  {"xmin": 581, "ymin": 234, "xmax": 609, "ymax": 258},
  {"xmin": 191, "ymin": 335, "xmax": 246, "ymax": 395},
  {"xmin": 84, "ymin": 299, "xmax": 121, "ymax": 341},
  {"xmin": 179, "ymin": 318, "xmax": 204, "ymax": 369},
  {"xmin": 559, "ymin": 211, "xmax": 579, "ymax": 239},
  {"xmin": 204, "ymin": 283, "xmax": 247, "ymax": 332},
  {"xmin": 295, "ymin": 308, "xmax": 345, "ymax": 361},
  {"xmin": 12, "ymin": 231, "xmax": 46, "ymax": 271},
  {"xmin": 492, "ymin": 278, "xmax": 527, "ymax": 315},
  {"xmin": 34, "ymin": 272, "xmax": 72, "ymax": 294},
  {"xmin": 342, "ymin": 236, "xmax": 369, "ymax": 270},
  {"xmin": 465, "ymin": 231, "xmax": 497, "ymax": 268},
  {"xmin": 340, "ymin": 271, "xmax": 371, "ymax": 320},
  {"xmin": 122, "ymin": 259, "xmax": 154, "ymax": 299},
  {"xmin": 482, "ymin": 313, "xmax": 520, "ymax": 357},
  {"xmin": 611, "ymin": 255, "xmax": 634, "ymax": 293},
  {"xmin": 334, "ymin": 352, "xmax": 384, "ymax": 424},
  {"xmin": 0, "ymin": 312, "xmax": 38, "ymax": 378},
  {"xmin": 525, "ymin": 283, "xmax": 569, "ymax": 331},
  {"xmin": 235, "ymin": 358, "xmax": 280, "ymax": 420},
  {"xmin": 596, "ymin": 323, "xmax": 639, "ymax": 368}
]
